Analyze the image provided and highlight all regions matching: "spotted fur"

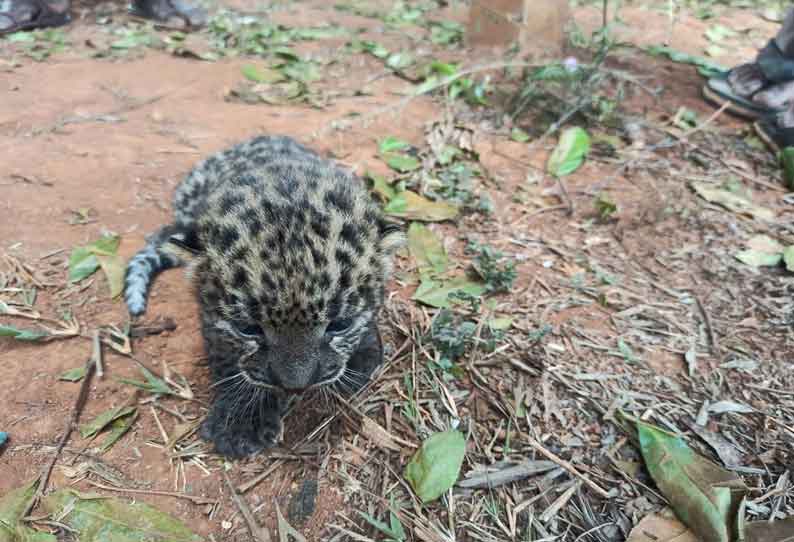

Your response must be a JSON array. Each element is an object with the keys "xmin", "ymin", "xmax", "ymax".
[{"xmin": 124, "ymin": 135, "xmax": 402, "ymax": 457}]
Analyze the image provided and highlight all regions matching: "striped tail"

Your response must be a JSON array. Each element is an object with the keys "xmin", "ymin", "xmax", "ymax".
[{"xmin": 124, "ymin": 225, "xmax": 185, "ymax": 317}]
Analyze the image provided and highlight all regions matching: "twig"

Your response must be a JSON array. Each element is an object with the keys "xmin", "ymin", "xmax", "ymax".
[
  {"xmin": 556, "ymin": 175, "xmax": 575, "ymax": 216},
  {"xmin": 693, "ymin": 294, "xmax": 720, "ymax": 358},
  {"xmin": 527, "ymin": 437, "xmax": 611, "ymax": 498},
  {"xmin": 24, "ymin": 338, "xmax": 99, "ymax": 517},
  {"xmin": 223, "ymin": 470, "xmax": 272, "ymax": 542},
  {"xmin": 681, "ymin": 100, "xmax": 729, "ymax": 140},
  {"xmin": 86, "ymin": 480, "xmax": 217, "ymax": 505},
  {"xmin": 91, "ymin": 330, "xmax": 103, "ymax": 378}
]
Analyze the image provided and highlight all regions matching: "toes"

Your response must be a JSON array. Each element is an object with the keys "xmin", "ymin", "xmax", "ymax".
[{"xmin": 728, "ymin": 63, "xmax": 766, "ymax": 97}]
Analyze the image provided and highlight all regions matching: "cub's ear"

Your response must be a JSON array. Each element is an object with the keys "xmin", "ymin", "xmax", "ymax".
[
  {"xmin": 162, "ymin": 227, "xmax": 203, "ymax": 263},
  {"xmin": 167, "ymin": 229, "xmax": 202, "ymax": 253},
  {"xmin": 378, "ymin": 219, "xmax": 405, "ymax": 254}
]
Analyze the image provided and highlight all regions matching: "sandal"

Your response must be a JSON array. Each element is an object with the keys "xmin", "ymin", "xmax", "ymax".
[
  {"xmin": 703, "ymin": 40, "xmax": 794, "ymax": 119},
  {"xmin": 0, "ymin": 0, "xmax": 70, "ymax": 35},
  {"xmin": 128, "ymin": 0, "xmax": 206, "ymax": 30}
]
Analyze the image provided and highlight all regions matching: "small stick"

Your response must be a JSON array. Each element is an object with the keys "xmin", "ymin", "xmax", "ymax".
[
  {"xmin": 693, "ymin": 294, "xmax": 720, "ymax": 358},
  {"xmin": 86, "ymin": 480, "xmax": 217, "ymax": 505},
  {"xmin": 24, "ymin": 338, "xmax": 99, "ymax": 516},
  {"xmin": 556, "ymin": 175, "xmax": 575, "ymax": 216},
  {"xmin": 527, "ymin": 437, "xmax": 610, "ymax": 498},
  {"xmin": 223, "ymin": 470, "xmax": 272, "ymax": 542},
  {"xmin": 91, "ymin": 330, "xmax": 103, "ymax": 378}
]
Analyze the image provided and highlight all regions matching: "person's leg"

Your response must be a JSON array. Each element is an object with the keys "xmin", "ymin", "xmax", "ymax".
[
  {"xmin": 0, "ymin": 0, "xmax": 69, "ymax": 35},
  {"xmin": 725, "ymin": 8, "xmax": 794, "ymax": 107},
  {"xmin": 0, "ymin": 0, "xmax": 205, "ymax": 34}
]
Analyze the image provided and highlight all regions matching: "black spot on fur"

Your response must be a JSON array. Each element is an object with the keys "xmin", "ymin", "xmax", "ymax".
[
  {"xmin": 260, "ymin": 272, "xmax": 276, "ymax": 292},
  {"xmin": 220, "ymin": 226, "xmax": 239, "ymax": 248},
  {"xmin": 319, "ymin": 272, "xmax": 331, "ymax": 290},
  {"xmin": 324, "ymin": 189, "xmax": 352, "ymax": 213},
  {"xmin": 232, "ymin": 267, "xmax": 249, "ymax": 289},
  {"xmin": 335, "ymin": 248, "xmax": 353, "ymax": 269},
  {"xmin": 220, "ymin": 194, "xmax": 244, "ymax": 214}
]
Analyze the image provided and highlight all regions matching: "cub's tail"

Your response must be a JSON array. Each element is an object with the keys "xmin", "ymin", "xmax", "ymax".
[{"xmin": 124, "ymin": 225, "xmax": 187, "ymax": 317}]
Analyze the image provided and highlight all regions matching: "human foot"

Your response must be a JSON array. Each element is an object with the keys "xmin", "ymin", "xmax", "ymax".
[
  {"xmin": 128, "ymin": 0, "xmax": 207, "ymax": 29},
  {"xmin": 0, "ymin": 0, "xmax": 69, "ymax": 35},
  {"xmin": 704, "ymin": 41, "xmax": 794, "ymax": 118}
]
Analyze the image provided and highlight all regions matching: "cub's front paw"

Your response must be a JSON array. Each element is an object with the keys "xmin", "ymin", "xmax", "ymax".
[{"xmin": 200, "ymin": 407, "xmax": 282, "ymax": 458}]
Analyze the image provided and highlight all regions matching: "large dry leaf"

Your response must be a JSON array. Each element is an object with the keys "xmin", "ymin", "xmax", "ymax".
[
  {"xmin": 0, "ymin": 479, "xmax": 37, "ymax": 542},
  {"xmin": 404, "ymin": 430, "xmax": 465, "ymax": 503},
  {"xmin": 691, "ymin": 182, "xmax": 775, "ymax": 221},
  {"xmin": 384, "ymin": 191, "xmax": 458, "ymax": 222},
  {"xmin": 41, "ymin": 489, "xmax": 204, "ymax": 542},
  {"xmin": 412, "ymin": 276, "xmax": 485, "ymax": 308},
  {"xmin": 407, "ymin": 223, "xmax": 447, "ymax": 275},
  {"xmin": 627, "ymin": 509, "xmax": 699, "ymax": 542},
  {"xmin": 638, "ymin": 421, "xmax": 746, "ymax": 542}
]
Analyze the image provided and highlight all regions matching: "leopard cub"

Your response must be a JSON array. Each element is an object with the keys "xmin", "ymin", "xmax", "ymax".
[{"xmin": 124, "ymin": 135, "xmax": 402, "ymax": 457}]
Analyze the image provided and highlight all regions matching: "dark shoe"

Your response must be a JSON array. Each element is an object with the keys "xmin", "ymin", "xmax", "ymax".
[
  {"xmin": 128, "ymin": 0, "xmax": 206, "ymax": 29},
  {"xmin": 0, "ymin": 0, "xmax": 70, "ymax": 35},
  {"xmin": 703, "ymin": 40, "xmax": 794, "ymax": 119}
]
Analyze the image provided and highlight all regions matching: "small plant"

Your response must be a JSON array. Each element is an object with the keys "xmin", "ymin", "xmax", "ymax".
[
  {"xmin": 594, "ymin": 192, "xmax": 617, "ymax": 221},
  {"xmin": 430, "ymin": 309, "xmax": 476, "ymax": 372},
  {"xmin": 467, "ymin": 242, "xmax": 517, "ymax": 293},
  {"xmin": 358, "ymin": 499, "xmax": 407, "ymax": 542}
]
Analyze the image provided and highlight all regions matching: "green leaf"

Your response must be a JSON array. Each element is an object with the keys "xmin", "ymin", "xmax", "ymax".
[
  {"xmin": 735, "ymin": 250, "xmax": 783, "ymax": 268},
  {"xmin": 637, "ymin": 421, "xmax": 746, "ymax": 542},
  {"xmin": 386, "ymin": 51, "xmax": 414, "ymax": 70},
  {"xmin": 0, "ymin": 324, "xmax": 50, "ymax": 342},
  {"xmin": 41, "ymin": 489, "xmax": 204, "ymax": 542},
  {"xmin": 59, "ymin": 366, "xmax": 87, "ymax": 382},
  {"xmin": 735, "ymin": 235, "xmax": 784, "ymax": 268},
  {"xmin": 384, "ymin": 191, "xmax": 458, "ymax": 222},
  {"xmin": 0, "ymin": 478, "xmax": 38, "ymax": 542},
  {"xmin": 645, "ymin": 45, "xmax": 726, "ymax": 77},
  {"xmin": 510, "ymin": 127, "xmax": 530, "ymax": 142},
  {"xmin": 68, "ymin": 248, "xmax": 100, "ymax": 283},
  {"xmin": 379, "ymin": 136, "xmax": 411, "ymax": 154},
  {"xmin": 69, "ymin": 235, "xmax": 121, "ymax": 284},
  {"xmin": 691, "ymin": 182, "xmax": 775, "ymax": 221},
  {"xmin": 241, "ymin": 64, "xmax": 283, "ymax": 83},
  {"xmin": 99, "ymin": 410, "xmax": 138, "ymax": 453},
  {"xmin": 293, "ymin": 25, "xmax": 348, "ymax": 40},
  {"xmin": 783, "ymin": 246, "xmax": 794, "ymax": 272},
  {"xmin": 488, "ymin": 316, "xmax": 514, "ymax": 331},
  {"xmin": 547, "ymin": 127, "xmax": 590, "ymax": 177},
  {"xmin": 280, "ymin": 60, "xmax": 321, "ymax": 83},
  {"xmin": 407, "ymin": 223, "xmax": 447, "ymax": 275},
  {"xmin": 80, "ymin": 406, "xmax": 137, "ymax": 439},
  {"xmin": 95, "ymin": 254, "xmax": 125, "ymax": 298},
  {"xmin": 595, "ymin": 193, "xmax": 618, "ymax": 220},
  {"xmin": 780, "ymin": 148, "xmax": 794, "ymax": 190},
  {"xmin": 413, "ymin": 276, "xmax": 485, "ymax": 308},
  {"xmin": 358, "ymin": 512, "xmax": 402, "ymax": 540},
  {"xmin": 384, "ymin": 153, "xmax": 420, "ymax": 173},
  {"xmin": 404, "ymin": 430, "xmax": 466, "ymax": 503},
  {"xmin": 118, "ymin": 365, "xmax": 173, "ymax": 395},
  {"xmin": 367, "ymin": 172, "xmax": 397, "ymax": 202}
]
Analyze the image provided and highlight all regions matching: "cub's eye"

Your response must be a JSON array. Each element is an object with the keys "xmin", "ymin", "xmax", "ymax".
[
  {"xmin": 237, "ymin": 324, "xmax": 262, "ymax": 338},
  {"xmin": 326, "ymin": 318, "xmax": 353, "ymax": 335}
]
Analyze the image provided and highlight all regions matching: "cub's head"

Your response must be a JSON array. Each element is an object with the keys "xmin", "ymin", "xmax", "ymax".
[{"xmin": 171, "ymin": 169, "xmax": 403, "ymax": 392}]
